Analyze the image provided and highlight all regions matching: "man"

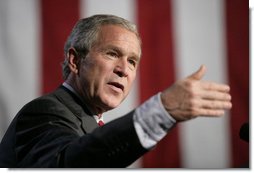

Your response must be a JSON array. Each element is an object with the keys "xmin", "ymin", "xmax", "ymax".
[{"xmin": 0, "ymin": 14, "xmax": 232, "ymax": 168}]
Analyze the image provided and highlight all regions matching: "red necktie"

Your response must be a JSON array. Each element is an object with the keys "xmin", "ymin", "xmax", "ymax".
[{"xmin": 98, "ymin": 120, "xmax": 104, "ymax": 126}]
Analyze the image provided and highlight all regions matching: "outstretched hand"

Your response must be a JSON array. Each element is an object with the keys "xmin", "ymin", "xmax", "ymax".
[{"xmin": 161, "ymin": 65, "xmax": 232, "ymax": 122}]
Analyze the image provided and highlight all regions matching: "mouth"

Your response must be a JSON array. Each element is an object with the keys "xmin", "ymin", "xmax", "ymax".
[{"xmin": 107, "ymin": 82, "xmax": 124, "ymax": 91}]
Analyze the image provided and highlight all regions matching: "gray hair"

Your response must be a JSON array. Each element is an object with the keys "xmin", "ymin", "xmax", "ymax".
[{"xmin": 62, "ymin": 14, "xmax": 141, "ymax": 80}]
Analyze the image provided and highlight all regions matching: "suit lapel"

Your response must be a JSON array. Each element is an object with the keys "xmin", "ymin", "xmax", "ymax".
[{"xmin": 53, "ymin": 86, "xmax": 99, "ymax": 133}]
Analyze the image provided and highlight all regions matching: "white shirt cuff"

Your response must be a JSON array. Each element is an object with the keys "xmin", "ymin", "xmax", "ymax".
[{"xmin": 133, "ymin": 93, "xmax": 176, "ymax": 149}]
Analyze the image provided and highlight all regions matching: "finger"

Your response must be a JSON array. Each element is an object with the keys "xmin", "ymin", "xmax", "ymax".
[
  {"xmin": 171, "ymin": 106, "xmax": 227, "ymax": 121},
  {"xmin": 200, "ymin": 90, "xmax": 232, "ymax": 101},
  {"xmin": 200, "ymin": 99, "xmax": 232, "ymax": 110},
  {"xmin": 198, "ymin": 109, "xmax": 226, "ymax": 117},
  {"xmin": 201, "ymin": 82, "xmax": 230, "ymax": 92},
  {"xmin": 187, "ymin": 65, "xmax": 207, "ymax": 80},
  {"xmin": 182, "ymin": 108, "xmax": 225, "ymax": 117}
]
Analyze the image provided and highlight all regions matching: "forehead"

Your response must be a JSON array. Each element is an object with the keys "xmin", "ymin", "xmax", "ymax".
[{"xmin": 95, "ymin": 25, "xmax": 141, "ymax": 57}]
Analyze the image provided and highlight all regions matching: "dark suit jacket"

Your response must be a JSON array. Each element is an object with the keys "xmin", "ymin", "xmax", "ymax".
[{"xmin": 0, "ymin": 86, "xmax": 147, "ymax": 168}]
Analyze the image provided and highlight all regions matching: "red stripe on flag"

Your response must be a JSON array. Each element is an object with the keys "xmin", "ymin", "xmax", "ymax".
[
  {"xmin": 225, "ymin": 0, "xmax": 249, "ymax": 167},
  {"xmin": 41, "ymin": 0, "xmax": 80, "ymax": 94},
  {"xmin": 137, "ymin": 0, "xmax": 181, "ymax": 167}
]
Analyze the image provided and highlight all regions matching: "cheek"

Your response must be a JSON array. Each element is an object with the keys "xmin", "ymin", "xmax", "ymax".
[
  {"xmin": 79, "ymin": 62, "xmax": 100, "ymax": 90},
  {"xmin": 80, "ymin": 59, "xmax": 106, "ymax": 79},
  {"xmin": 90, "ymin": 65, "xmax": 113, "ymax": 91}
]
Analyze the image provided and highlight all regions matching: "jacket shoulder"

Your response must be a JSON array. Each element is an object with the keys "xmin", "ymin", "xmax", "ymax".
[{"xmin": 20, "ymin": 93, "xmax": 65, "ymax": 114}]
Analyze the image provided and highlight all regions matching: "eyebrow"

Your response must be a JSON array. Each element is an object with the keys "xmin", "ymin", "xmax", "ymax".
[{"xmin": 103, "ymin": 45, "xmax": 141, "ymax": 62}]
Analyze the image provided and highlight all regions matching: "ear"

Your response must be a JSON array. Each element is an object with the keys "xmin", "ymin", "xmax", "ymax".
[{"xmin": 67, "ymin": 48, "xmax": 80, "ymax": 74}]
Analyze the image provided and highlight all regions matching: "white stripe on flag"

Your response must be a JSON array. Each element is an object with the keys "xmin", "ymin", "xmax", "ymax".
[
  {"xmin": 0, "ymin": 0, "xmax": 40, "ymax": 136},
  {"xmin": 172, "ymin": 0, "xmax": 231, "ymax": 168}
]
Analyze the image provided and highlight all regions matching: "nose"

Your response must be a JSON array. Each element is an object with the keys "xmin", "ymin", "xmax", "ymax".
[{"xmin": 114, "ymin": 59, "xmax": 128, "ymax": 77}]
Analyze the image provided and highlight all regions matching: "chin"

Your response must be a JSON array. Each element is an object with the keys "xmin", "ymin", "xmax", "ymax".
[
  {"xmin": 99, "ymin": 92, "xmax": 126, "ymax": 110},
  {"xmin": 106, "ymin": 101, "xmax": 121, "ymax": 110},
  {"xmin": 102, "ymin": 98, "xmax": 122, "ymax": 110}
]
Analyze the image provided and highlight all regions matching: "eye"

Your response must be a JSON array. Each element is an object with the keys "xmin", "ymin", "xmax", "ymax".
[
  {"xmin": 107, "ymin": 51, "xmax": 118, "ymax": 58},
  {"xmin": 128, "ymin": 59, "xmax": 137, "ymax": 68}
]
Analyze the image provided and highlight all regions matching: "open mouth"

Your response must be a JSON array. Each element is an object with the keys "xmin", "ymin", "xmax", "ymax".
[{"xmin": 108, "ymin": 82, "xmax": 124, "ymax": 91}]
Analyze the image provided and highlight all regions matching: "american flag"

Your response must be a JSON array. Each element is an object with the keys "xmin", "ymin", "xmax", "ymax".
[{"xmin": 0, "ymin": 0, "xmax": 248, "ymax": 168}]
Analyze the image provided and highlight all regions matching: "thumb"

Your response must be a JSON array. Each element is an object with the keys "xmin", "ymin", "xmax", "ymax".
[{"xmin": 187, "ymin": 65, "xmax": 206, "ymax": 80}]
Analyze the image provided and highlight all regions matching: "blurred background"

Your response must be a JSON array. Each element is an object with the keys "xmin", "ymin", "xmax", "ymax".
[{"xmin": 0, "ymin": 0, "xmax": 249, "ymax": 168}]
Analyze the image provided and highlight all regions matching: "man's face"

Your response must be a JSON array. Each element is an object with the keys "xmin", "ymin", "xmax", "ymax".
[{"xmin": 76, "ymin": 25, "xmax": 141, "ymax": 113}]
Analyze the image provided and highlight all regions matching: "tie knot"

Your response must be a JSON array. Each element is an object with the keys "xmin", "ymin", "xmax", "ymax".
[{"xmin": 98, "ymin": 120, "xmax": 104, "ymax": 126}]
